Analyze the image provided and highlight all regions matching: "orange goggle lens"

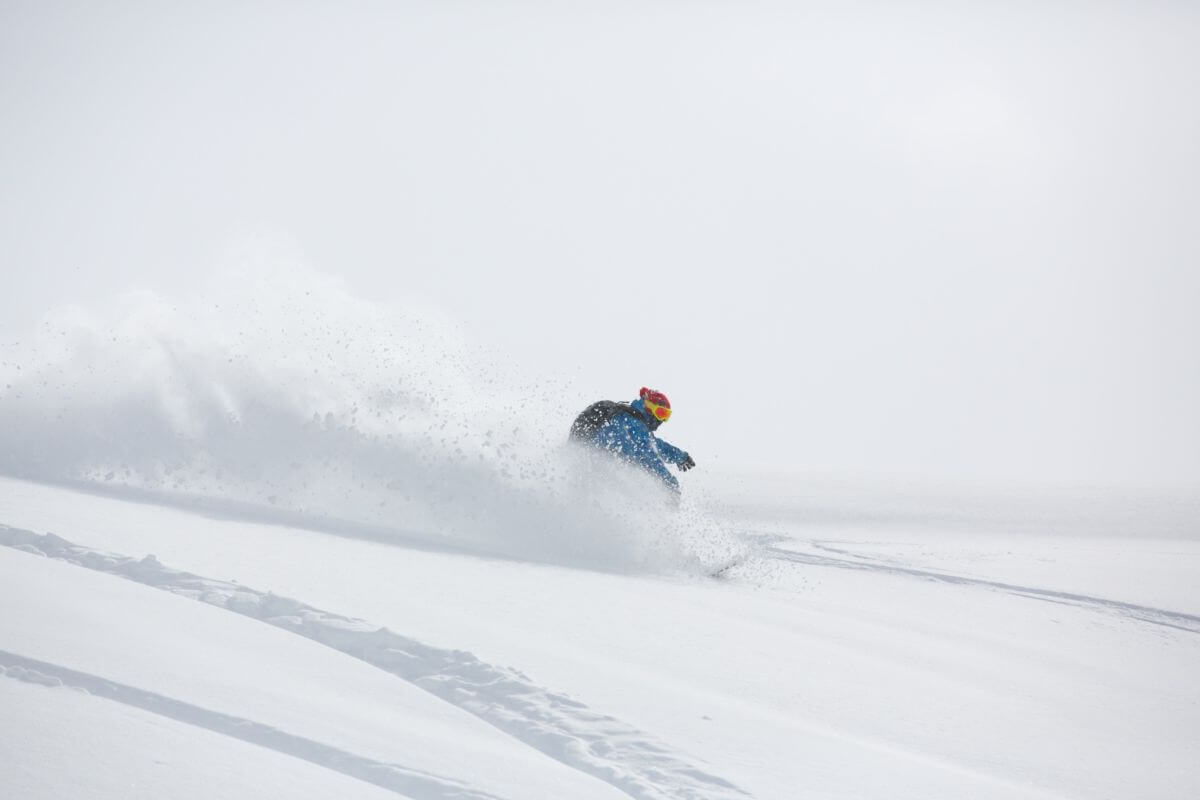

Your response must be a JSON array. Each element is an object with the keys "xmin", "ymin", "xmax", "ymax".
[{"xmin": 644, "ymin": 399, "xmax": 672, "ymax": 421}]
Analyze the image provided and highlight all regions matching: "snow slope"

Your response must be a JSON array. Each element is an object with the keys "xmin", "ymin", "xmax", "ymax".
[
  {"xmin": 0, "ymin": 538, "xmax": 634, "ymax": 800},
  {"xmin": 1, "ymin": 676, "xmax": 399, "ymax": 800},
  {"xmin": 2, "ymin": 279, "xmax": 1198, "ymax": 798},
  {"xmin": 2, "ymin": 475, "xmax": 1198, "ymax": 800}
]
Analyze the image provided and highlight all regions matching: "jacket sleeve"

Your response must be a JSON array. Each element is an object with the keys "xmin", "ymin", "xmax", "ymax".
[
  {"xmin": 595, "ymin": 415, "xmax": 680, "ymax": 489},
  {"xmin": 652, "ymin": 436, "xmax": 689, "ymax": 468}
]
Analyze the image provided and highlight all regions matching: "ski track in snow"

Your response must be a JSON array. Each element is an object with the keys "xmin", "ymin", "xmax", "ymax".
[
  {"xmin": 0, "ymin": 525, "xmax": 749, "ymax": 800},
  {"xmin": 0, "ymin": 650, "xmax": 500, "ymax": 800},
  {"xmin": 761, "ymin": 542, "xmax": 1200, "ymax": 634}
]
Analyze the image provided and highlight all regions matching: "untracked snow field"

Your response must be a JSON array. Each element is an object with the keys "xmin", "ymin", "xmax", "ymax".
[{"xmin": 1, "ymin": 474, "xmax": 1197, "ymax": 800}]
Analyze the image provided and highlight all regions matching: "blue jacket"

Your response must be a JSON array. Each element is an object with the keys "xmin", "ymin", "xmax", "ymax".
[{"xmin": 591, "ymin": 397, "xmax": 690, "ymax": 490}]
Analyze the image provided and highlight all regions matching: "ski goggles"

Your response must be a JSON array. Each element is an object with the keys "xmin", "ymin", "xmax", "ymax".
[{"xmin": 644, "ymin": 398, "xmax": 672, "ymax": 421}]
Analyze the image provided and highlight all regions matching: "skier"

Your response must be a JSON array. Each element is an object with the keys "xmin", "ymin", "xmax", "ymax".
[{"xmin": 569, "ymin": 387, "xmax": 696, "ymax": 492}]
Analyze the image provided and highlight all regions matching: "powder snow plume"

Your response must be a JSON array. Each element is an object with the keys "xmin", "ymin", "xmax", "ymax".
[{"xmin": 0, "ymin": 257, "xmax": 742, "ymax": 573}]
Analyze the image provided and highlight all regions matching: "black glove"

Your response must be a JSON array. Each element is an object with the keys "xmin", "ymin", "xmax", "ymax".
[{"xmin": 679, "ymin": 453, "xmax": 696, "ymax": 471}]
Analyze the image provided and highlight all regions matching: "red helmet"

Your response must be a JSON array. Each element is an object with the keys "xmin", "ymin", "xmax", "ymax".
[{"xmin": 639, "ymin": 387, "xmax": 672, "ymax": 422}]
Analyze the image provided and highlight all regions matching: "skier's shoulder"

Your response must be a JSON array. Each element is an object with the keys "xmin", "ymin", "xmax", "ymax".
[
  {"xmin": 570, "ymin": 399, "xmax": 642, "ymax": 441},
  {"xmin": 603, "ymin": 403, "xmax": 648, "ymax": 434}
]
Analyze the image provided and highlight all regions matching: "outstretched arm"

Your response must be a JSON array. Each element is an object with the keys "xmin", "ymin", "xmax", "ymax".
[
  {"xmin": 653, "ymin": 437, "xmax": 694, "ymax": 470},
  {"xmin": 598, "ymin": 417, "xmax": 681, "ymax": 489}
]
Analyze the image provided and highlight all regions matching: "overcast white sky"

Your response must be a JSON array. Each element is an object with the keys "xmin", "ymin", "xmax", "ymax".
[{"xmin": 2, "ymin": 0, "xmax": 1198, "ymax": 486}]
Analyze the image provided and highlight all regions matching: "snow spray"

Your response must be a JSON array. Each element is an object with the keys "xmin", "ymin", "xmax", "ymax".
[{"xmin": 0, "ymin": 257, "xmax": 743, "ymax": 574}]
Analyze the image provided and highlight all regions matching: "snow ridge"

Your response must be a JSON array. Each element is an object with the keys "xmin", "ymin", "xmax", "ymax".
[
  {"xmin": 0, "ymin": 650, "xmax": 508, "ymax": 800},
  {"xmin": 766, "ymin": 543, "xmax": 1200, "ymax": 633},
  {"xmin": 0, "ymin": 526, "xmax": 749, "ymax": 800}
]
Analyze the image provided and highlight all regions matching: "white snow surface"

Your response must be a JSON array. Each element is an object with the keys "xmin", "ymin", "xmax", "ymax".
[{"xmin": 2, "ymin": 474, "xmax": 1198, "ymax": 800}]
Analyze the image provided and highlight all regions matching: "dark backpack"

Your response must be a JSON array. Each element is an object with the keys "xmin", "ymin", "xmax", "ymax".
[{"xmin": 569, "ymin": 400, "xmax": 640, "ymax": 442}]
